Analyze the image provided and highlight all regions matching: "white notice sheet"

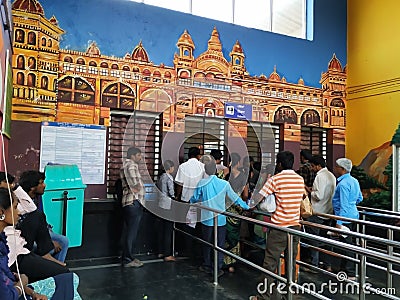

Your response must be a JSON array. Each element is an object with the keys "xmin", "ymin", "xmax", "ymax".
[{"xmin": 40, "ymin": 122, "xmax": 107, "ymax": 184}]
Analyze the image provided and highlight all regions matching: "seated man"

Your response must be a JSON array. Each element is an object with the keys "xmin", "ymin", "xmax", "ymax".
[
  {"xmin": 0, "ymin": 172, "xmax": 67, "ymax": 265},
  {"xmin": 18, "ymin": 171, "xmax": 69, "ymax": 264},
  {"xmin": 0, "ymin": 186, "xmax": 78, "ymax": 299}
]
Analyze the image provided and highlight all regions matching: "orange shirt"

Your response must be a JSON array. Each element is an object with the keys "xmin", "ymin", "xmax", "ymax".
[{"xmin": 260, "ymin": 170, "xmax": 304, "ymax": 227}]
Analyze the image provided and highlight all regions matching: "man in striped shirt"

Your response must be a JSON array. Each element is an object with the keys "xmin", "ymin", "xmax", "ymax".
[{"xmin": 250, "ymin": 151, "xmax": 304, "ymax": 300}]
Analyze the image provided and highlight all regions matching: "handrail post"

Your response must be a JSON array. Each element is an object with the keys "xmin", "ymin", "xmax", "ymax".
[
  {"xmin": 287, "ymin": 233, "xmax": 294, "ymax": 300},
  {"xmin": 172, "ymin": 222, "xmax": 176, "ymax": 257},
  {"xmin": 356, "ymin": 213, "xmax": 366, "ymax": 278},
  {"xmin": 387, "ymin": 229, "xmax": 393, "ymax": 289},
  {"xmin": 359, "ymin": 238, "xmax": 366, "ymax": 300},
  {"xmin": 213, "ymin": 212, "xmax": 218, "ymax": 286}
]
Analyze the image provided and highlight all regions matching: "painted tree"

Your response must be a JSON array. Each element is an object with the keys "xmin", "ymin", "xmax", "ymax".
[{"xmin": 359, "ymin": 123, "xmax": 400, "ymax": 210}]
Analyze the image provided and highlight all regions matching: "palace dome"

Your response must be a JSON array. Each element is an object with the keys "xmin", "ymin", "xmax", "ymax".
[
  {"xmin": 12, "ymin": 0, "xmax": 44, "ymax": 15},
  {"xmin": 86, "ymin": 41, "xmax": 100, "ymax": 56},
  {"xmin": 328, "ymin": 54, "xmax": 342, "ymax": 71},
  {"xmin": 208, "ymin": 27, "xmax": 222, "ymax": 52},
  {"xmin": 177, "ymin": 30, "xmax": 195, "ymax": 49},
  {"xmin": 269, "ymin": 66, "xmax": 281, "ymax": 81},
  {"xmin": 49, "ymin": 15, "xmax": 58, "ymax": 26},
  {"xmin": 231, "ymin": 40, "xmax": 243, "ymax": 54},
  {"xmin": 132, "ymin": 41, "xmax": 150, "ymax": 62}
]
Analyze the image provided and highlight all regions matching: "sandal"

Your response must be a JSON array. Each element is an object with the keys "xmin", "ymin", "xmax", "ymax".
[{"xmin": 163, "ymin": 256, "xmax": 176, "ymax": 262}]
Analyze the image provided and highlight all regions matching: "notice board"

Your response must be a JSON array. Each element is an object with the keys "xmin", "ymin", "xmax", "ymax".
[{"xmin": 40, "ymin": 122, "xmax": 107, "ymax": 184}]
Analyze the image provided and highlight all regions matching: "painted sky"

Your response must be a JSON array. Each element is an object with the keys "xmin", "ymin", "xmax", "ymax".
[{"xmin": 37, "ymin": 0, "xmax": 347, "ymax": 87}]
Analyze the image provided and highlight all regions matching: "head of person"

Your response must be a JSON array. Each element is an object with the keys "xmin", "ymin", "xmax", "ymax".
[
  {"xmin": 188, "ymin": 147, "xmax": 201, "ymax": 160},
  {"xmin": 19, "ymin": 170, "xmax": 46, "ymax": 197},
  {"xmin": 203, "ymin": 155, "xmax": 217, "ymax": 176},
  {"xmin": 127, "ymin": 147, "xmax": 142, "ymax": 162},
  {"xmin": 310, "ymin": 155, "xmax": 326, "ymax": 172},
  {"xmin": 300, "ymin": 149, "xmax": 312, "ymax": 163},
  {"xmin": 335, "ymin": 158, "xmax": 352, "ymax": 176},
  {"xmin": 210, "ymin": 149, "xmax": 223, "ymax": 163},
  {"xmin": 276, "ymin": 151, "xmax": 294, "ymax": 170},
  {"xmin": 0, "ymin": 172, "xmax": 15, "ymax": 189},
  {"xmin": 243, "ymin": 156, "xmax": 254, "ymax": 168},
  {"xmin": 163, "ymin": 160, "xmax": 174, "ymax": 174},
  {"xmin": 229, "ymin": 153, "xmax": 241, "ymax": 168},
  {"xmin": 0, "ymin": 188, "xmax": 19, "ymax": 229}
]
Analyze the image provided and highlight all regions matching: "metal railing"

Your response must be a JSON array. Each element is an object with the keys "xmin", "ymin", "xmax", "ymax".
[{"xmin": 173, "ymin": 204, "xmax": 400, "ymax": 300}]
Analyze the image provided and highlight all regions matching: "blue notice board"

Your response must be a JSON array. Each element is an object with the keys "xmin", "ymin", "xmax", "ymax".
[{"xmin": 224, "ymin": 102, "xmax": 252, "ymax": 120}]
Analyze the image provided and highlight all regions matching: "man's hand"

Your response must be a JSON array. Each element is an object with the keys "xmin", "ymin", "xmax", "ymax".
[
  {"xmin": 52, "ymin": 241, "xmax": 62, "ymax": 253},
  {"xmin": 13, "ymin": 273, "xmax": 29, "ymax": 286},
  {"xmin": 32, "ymin": 292, "xmax": 48, "ymax": 300}
]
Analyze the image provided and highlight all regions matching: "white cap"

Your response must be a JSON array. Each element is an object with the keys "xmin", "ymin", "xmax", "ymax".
[{"xmin": 336, "ymin": 158, "xmax": 352, "ymax": 172}]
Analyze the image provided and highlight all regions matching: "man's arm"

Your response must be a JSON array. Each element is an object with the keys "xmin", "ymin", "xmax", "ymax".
[
  {"xmin": 310, "ymin": 176, "xmax": 323, "ymax": 202},
  {"xmin": 335, "ymin": 184, "xmax": 349, "ymax": 225},
  {"xmin": 190, "ymin": 185, "xmax": 201, "ymax": 204},
  {"xmin": 226, "ymin": 183, "xmax": 249, "ymax": 210},
  {"xmin": 167, "ymin": 177, "xmax": 175, "ymax": 199},
  {"xmin": 125, "ymin": 164, "xmax": 143, "ymax": 192},
  {"xmin": 259, "ymin": 177, "xmax": 275, "ymax": 198},
  {"xmin": 174, "ymin": 166, "xmax": 183, "ymax": 201}
]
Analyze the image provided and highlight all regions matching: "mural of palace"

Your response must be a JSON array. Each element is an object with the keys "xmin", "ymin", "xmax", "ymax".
[{"xmin": 10, "ymin": 0, "xmax": 346, "ymax": 144}]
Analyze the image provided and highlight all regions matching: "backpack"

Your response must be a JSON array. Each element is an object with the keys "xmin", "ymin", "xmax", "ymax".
[{"xmin": 114, "ymin": 178, "xmax": 123, "ymax": 205}]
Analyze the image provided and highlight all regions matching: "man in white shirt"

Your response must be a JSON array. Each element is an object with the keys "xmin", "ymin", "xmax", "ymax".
[
  {"xmin": 175, "ymin": 147, "xmax": 205, "ymax": 255},
  {"xmin": 175, "ymin": 147, "xmax": 205, "ymax": 203},
  {"xmin": 304, "ymin": 155, "xmax": 336, "ymax": 272}
]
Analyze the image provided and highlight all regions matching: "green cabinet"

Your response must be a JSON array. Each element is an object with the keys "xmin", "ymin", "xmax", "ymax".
[{"xmin": 43, "ymin": 165, "xmax": 86, "ymax": 247}]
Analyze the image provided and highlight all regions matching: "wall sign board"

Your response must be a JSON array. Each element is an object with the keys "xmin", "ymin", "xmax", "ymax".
[
  {"xmin": 40, "ymin": 122, "xmax": 106, "ymax": 184},
  {"xmin": 224, "ymin": 102, "xmax": 252, "ymax": 120}
]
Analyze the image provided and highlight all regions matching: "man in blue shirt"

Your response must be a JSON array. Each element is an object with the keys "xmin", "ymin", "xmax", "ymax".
[
  {"xmin": 190, "ymin": 155, "xmax": 249, "ymax": 277},
  {"xmin": 332, "ymin": 157, "xmax": 363, "ymax": 279}
]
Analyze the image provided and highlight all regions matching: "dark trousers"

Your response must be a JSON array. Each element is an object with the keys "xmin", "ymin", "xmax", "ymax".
[
  {"xmin": 176, "ymin": 223, "xmax": 201, "ymax": 258},
  {"xmin": 51, "ymin": 273, "xmax": 74, "ymax": 300},
  {"xmin": 304, "ymin": 216, "xmax": 332, "ymax": 266},
  {"xmin": 259, "ymin": 226, "xmax": 300, "ymax": 299},
  {"xmin": 338, "ymin": 222, "xmax": 356, "ymax": 276},
  {"xmin": 156, "ymin": 215, "xmax": 174, "ymax": 257},
  {"xmin": 122, "ymin": 201, "xmax": 143, "ymax": 263},
  {"xmin": 202, "ymin": 224, "xmax": 226, "ymax": 271},
  {"xmin": 17, "ymin": 210, "xmax": 54, "ymax": 256},
  {"xmin": 11, "ymin": 252, "xmax": 69, "ymax": 283}
]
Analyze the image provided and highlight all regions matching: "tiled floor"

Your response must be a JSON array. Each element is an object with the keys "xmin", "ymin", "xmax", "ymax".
[{"xmin": 68, "ymin": 255, "xmax": 396, "ymax": 300}]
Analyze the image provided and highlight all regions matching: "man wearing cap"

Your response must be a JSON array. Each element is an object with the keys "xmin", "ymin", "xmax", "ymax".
[{"xmin": 332, "ymin": 157, "xmax": 363, "ymax": 279}]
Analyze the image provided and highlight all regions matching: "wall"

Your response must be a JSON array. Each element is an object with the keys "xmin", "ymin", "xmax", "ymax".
[
  {"xmin": 347, "ymin": 0, "xmax": 400, "ymax": 164},
  {"xmin": 9, "ymin": 0, "xmax": 347, "ymax": 197},
  {"xmin": 40, "ymin": 0, "xmax": 347, "ymax": 88},
  {"xmin": 0, "ymin": 0, "xmax": 13, "ymax": 170},
  {"xmin": 7, "ymin": 0, "xmax": 348, "ymax": 259}
]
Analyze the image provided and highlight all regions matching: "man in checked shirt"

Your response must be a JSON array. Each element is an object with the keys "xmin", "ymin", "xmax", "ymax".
[
  {"xmin": 120, "ymin": 147, "xmax": 145, "ymax": 268},
  {"xmin": 296, "ymin": 149, "xmax": 316, "ymax": 195}
]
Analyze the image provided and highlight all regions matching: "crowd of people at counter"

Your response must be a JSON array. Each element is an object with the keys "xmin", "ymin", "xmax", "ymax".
[
  {"xmin": 0, "ymin": 143, "xmax": 363, "ymax": 299},
  {"xmin": 119, "ymin": 146, "xmax": 363, "ymax": 300}
]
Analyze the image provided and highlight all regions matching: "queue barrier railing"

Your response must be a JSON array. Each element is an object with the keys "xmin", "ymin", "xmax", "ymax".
[{"xmin": 173, "ymin": 204, "xmax": 400, "ymax": 300}]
